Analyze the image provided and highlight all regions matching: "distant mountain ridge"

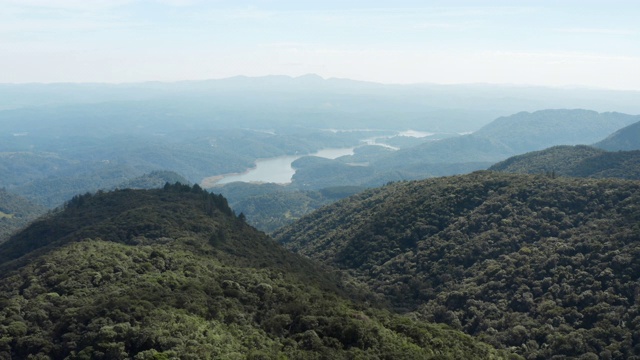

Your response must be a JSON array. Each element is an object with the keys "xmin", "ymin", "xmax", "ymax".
[
  {"xmin": 378, "ymin": 109, "xmax": 640, "ymax": 166},
  {"xmin": 2, "ymin": 76, "xmax": 640, "ymax": 116},
  {"xmin": 473, "ymin": 109, "xmax": 637, "ymax": 153}
]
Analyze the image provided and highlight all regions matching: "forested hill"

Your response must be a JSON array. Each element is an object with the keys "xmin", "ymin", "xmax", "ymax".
[
  {"xmin": 594, "ymin": 120, "xmax": 640, "ymax": 151},
  {"xmin": 488, "ymin": 145, "xmax": 640, "ymax": 180},
  {"xmin": 274, "ymin": 172, "xmax": 640, "ymax": 359},
  {"xmin": 0, "ymin": 189, "xmax": 45, "ymax": 243},
  {"xmin": 472, "ymin": 109, "xmax": 638, "ymax": 153},
  {"xmin": 0, "ymin": 183, "xmax": 509, "ymax": 359}
]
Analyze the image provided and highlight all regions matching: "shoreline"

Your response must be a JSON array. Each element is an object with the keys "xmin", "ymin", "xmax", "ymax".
[{"xmin": 198, "ymin": 144, "xmax": 366, "ymax": 188}]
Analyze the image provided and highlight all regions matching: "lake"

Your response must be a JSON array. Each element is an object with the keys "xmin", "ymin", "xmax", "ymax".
[
  {"xmin": 207, "ymin": 129, "xmax": 434, "ymax": 186},
  {"xmin": 214, "ymin": 147, "xmax": 355, "ymax": 185}
]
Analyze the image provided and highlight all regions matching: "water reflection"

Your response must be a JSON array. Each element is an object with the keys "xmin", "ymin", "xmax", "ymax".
[{"xmin": 216, "ymin": 147, "xmax": 355, "ymax": 185}]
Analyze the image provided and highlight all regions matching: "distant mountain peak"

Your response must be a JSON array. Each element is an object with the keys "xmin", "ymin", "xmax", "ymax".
[{"xmin": 294, "ymin": 73, "xmax": 325, "ymax": 81}]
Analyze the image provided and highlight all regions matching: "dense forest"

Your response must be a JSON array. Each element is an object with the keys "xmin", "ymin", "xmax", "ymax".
[
  {"xmin": 489, "ymin": 145, "xmax": 640, "ymax": 180},
  {"xmin": 275, "ymin": 172, "xmax": 640, "ymax": 359},
  {"xmin": 0, "ymin": 183, "xmax": 511, "ymax": 359}
]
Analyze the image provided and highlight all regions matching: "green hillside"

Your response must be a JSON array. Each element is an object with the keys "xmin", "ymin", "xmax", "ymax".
[
  {"xmin": 489, "ymin": 145, "xmax": 640, "ymax": 180},
  {"xmin": 0, "ymin": 183, "xmax": 509, "ymax": 359},
  {"xmin": 275, "ymin": 172, "xmax": 640, "ymax": 359}
]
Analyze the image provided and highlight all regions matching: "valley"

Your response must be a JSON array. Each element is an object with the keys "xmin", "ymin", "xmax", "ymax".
[
  {"xmin": 1, "ymin": 76, "xmax": 640, "ymax": 359},
  {"xmin": 205, "ymin": 129, "xmax": 439, "ymax": 187}
]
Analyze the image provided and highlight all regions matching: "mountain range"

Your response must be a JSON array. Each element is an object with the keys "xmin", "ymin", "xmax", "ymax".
[
  {"xmin": 3, "ymin": 77, "xmax": 640, "ymax": 131},
  {"xmin": 288, "ymin": 110, "xmax": 640, "ymax": 191}
]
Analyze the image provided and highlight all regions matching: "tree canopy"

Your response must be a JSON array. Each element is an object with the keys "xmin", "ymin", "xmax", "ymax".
[
  {"xmin": 0, "ymin": 183, "xmax": 510, "ymax": 359},
  {"xmin": 275, "ymin": 171, "xmax": 640, "ymax": 359}
]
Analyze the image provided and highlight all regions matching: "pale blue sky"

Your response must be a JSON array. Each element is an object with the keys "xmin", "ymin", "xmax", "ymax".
[{"xmin": 1, "ymin": 0, "xmax": 639, "ymax": 89}]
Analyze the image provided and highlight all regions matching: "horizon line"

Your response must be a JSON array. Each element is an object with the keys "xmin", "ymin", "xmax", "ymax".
[{"xmin": 0, "ymin": 74, "xmax": 639, "ymax": 92}]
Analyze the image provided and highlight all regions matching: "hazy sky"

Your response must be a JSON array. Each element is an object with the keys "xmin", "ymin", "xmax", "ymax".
[{"xmin": 2, "ymin": 0, "xmax": 639, "ymax": 89}]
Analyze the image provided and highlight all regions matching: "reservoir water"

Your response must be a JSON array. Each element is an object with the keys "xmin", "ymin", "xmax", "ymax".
[
  {"xmin": 208, "ymin": 129, "xmax": 434, "ymax": 186},
  {"xmin": 215, "ymin": 147, "xmax": 355, "ymax": 185}
]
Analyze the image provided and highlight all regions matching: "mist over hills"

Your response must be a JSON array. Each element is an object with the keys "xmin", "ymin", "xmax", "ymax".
[
  {"xmin": 0, "ymin": 189, "xmax": 45, "ymax": 244},
  {"xmin": 377, "ymin": 109, "xmax": 639, "ymax": 166},
  {"xmin": 0, "ymin": 128, "xmax": 369, "ymax": 207},
  {"xmin": 289, "ymin": 109, "xmax": 639, "ymax": 191},
  {"xmin": 210, "ymin": 108, "xmax": 640, "ymax": 234},
  {"xmin": 2, "ymin": 157, "xmax": 191, "ymax": 209},
  {"xmin": 0, "ymin": 77, "xmax": 498, "ymax": 134},
  {"xmin": 2, "ymin": 76, "xmax": 639, "ymax": 110},
  {"xmin": 274, "ymin": 171, "xmax": 640, "ymax": 359},
  {"xmin": 0, "ymin": 184, "xmax": 509, "ymax": 359},
  {"xmin": 2, "ymin": 75, "xmax": 639, "ymax": 211},
  {"xmin": 473, "ymin": 110, "xmax": 637, "ymax": 153},
  {"xmin": 2, "ymin": 76, "xmax": 640, "ymax": 131},
  {"xmin": 594, "ymin": 120, "xmax": 640, "ymax": 151}
]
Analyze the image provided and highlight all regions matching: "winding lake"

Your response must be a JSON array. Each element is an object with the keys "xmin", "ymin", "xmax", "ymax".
[
  {"xmin": 206, "ymin": 129, "xmax": 434, "ymax": 186},
  {"xmin": 214, "ymin": 147, "xmax": 355, "ymax": 185}
]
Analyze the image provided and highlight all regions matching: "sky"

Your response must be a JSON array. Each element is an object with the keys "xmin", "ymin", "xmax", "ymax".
[{"xmin": 1, "ymin": 0, "xmax": 639, "ymax": 89}]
